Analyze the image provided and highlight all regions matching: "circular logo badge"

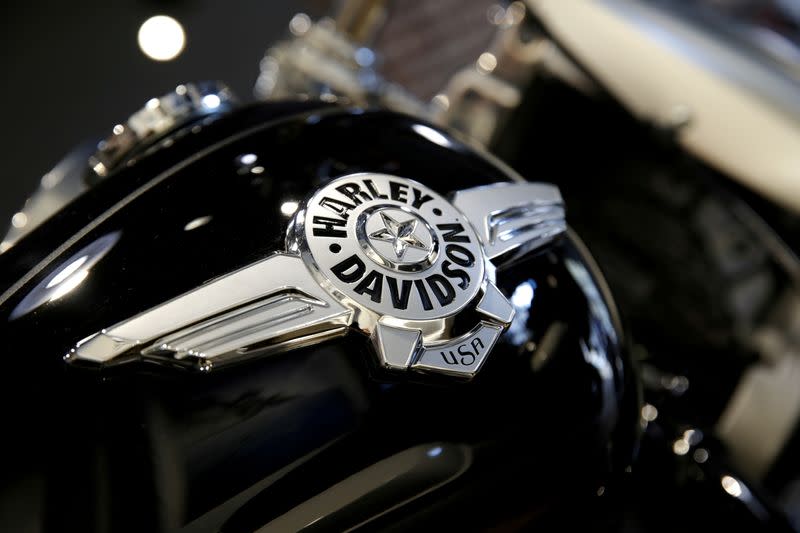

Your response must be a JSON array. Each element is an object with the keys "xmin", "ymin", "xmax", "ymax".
[{"xmin": 296, "ymin": 173, "xmax": 485, "ymax": 320}]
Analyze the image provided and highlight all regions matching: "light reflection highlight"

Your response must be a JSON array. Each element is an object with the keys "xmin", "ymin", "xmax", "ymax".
[
  {"xmin": 412, "ymin": 124, "xmax": 452, "ymax": 148},
  {"xmin": 49, "ymin": 270, "xmax": 89, "ymax": 303},
  {"xmin": 281, "ymin": 201, "xmax": 299, "ymax": 216},
  {"xmin": 289, "ymin": 13, "xmax": 311, "ymax": 36},
  {"xmin": 427, "ymin": 446, "xmax": 443, "ymax": 458},
  {"xmin": 355, "ymin": 47, "xmax": 375, "ymax": 67},
  {"xmin": 432, "ymin": 93, "xmax": 450, "ymax": 111},
  {"xmin": 201, "ymin": 94, "xmax": 221, "ymax": 109},
  {"xmin": 683, "ymin": 428, "xmax": 703, "ymax": 445},
  {"xmin": 641, "ymin": 403, "xmax": 658, "ymax": 422},
  {"xmin": 722, "ymin": 475, "xmax": 743, "ymax": 498},
  {"xmin": 477, "ymin": 52, "xmax": 498, "ymax": 73},
  {"xmin": 507, "ymin": 280, "xmax": 536, "ymax": 346},
  {"xmin": 46, "ymin": 256, "xmax": 89, "ymax": 288},
  {"xmin": 511, "ymin": 282, "xmax": 534, "ymax": 308},
  {"xmin": 184, "ymin": 216, "xmax": 212, "ymax": 231},
  {"xmin": 11, "ymin": 212, "xmax": 28, "ymax": 228},
  {"xmin": 672, "ymin": 439, "xmax": 690, "ymax": 456},
  {"xmin": 10, "ymin": 232, "xmax": 121, "ymax": 320},
  {"xmin": 719, "ymin": 474, "xmax": 770, "ymax": 520},
  {"xmin": 137, "ymin": 15, "xmax": 186, "ymax": 62},
  {"xmin": 239, "ymin": 153, "xmax": 257, "ymax": 166}
]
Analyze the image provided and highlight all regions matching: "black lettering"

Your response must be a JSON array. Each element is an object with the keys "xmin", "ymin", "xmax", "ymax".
[
  {"xmin": 414, "ymin": 279, "xmax": 433, "ymax": 311},
  {"xmin": 441, "ymin": 351, "xmax": 459, "ymax": 365},
  {"xmin": 335, "ymin": 182, "xmax": 371, "ymax": 205},
  {"xmin": 442, "ymin": 260, "xmax": 470, "ymax": 290},
  {"xmin": 426, "ymin": 274, "xmax": 455, "ymax": 306},
  {"xmin": 411, "ymin": 187, "xmax": 434, "ymax": 209},
  {"xmin": 363, "ymin": 179, "xmax": 388, "ymax": 199},
  {"xmin": 457, "ymin": 344, "xmax": 476, "ymax": 365},
  {"xmin": 354, "ymin": 270, "xmax": 383, "ymax": 303},
  {"xmin": 470, "ymin": 337, "xmax": 485, "ymax": 355},
  {"xmin": 437, "ymin": 223, "xmax": 470, "ymax": 243},
  {"xmin": 390, "ymin": 181, "xmax": 409, "ymax": 203},
  {"xmin": 320, "ymin": 197, "xmax": 357, "ymax": 219},
  {"xmin": 446, "ymin": 244, "xmax": 475, "ymax": 267},
  {"xmin": 312, "ymin": 216, "xmax": 347, "ymax": 238},
  {"xmin": 331, "ymin": 254, "xmax": 365, "ymax": 283},
  {"xmin": 386, "ymin": 276, "xmax": 412, "ymax": 310}
]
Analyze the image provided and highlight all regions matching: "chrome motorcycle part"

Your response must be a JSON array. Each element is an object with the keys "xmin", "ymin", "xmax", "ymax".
[
  {"xmin": 65, "ymin": 254, "xmax": 353, "ymax": 371},
  {"xmin": 65, "ymin": 169, "xmax": 564, "ymax": 378},
  {"xmin": 254, "ymin": 15, "xmax": 425, "ymax": 117},
  {"xmin": 294, "ymin": 173, "xmax": 488, "ymax": 321},
  {"xmin": 89, "ymin": 81, "xmax": 236, "ymax": 178}
]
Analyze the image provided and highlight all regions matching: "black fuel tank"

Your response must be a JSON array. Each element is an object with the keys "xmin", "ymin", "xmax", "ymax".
[{"xmin": 0, "ymin": 103, "xmax": 637, "ymax": 532}]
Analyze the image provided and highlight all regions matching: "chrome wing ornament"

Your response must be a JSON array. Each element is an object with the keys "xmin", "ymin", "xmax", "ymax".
[
  {"xmin": 66, "ymin": 174, "xmax": 565, "ymax": 378},
  {"xmin": 66, "ymin": 254, "xmax": 352, "ymax": 372}
]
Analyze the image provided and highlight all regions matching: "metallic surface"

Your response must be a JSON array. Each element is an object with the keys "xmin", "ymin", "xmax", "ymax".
[
  {"xmin": 412, "ymin": 321, "xmax": 504, "ymax": 377},
  {"xmin": 65, "ymin": 167, "xmax": 568, "ymax": 379},
  {"xmin": 66, "ymin": 254, "xmax": 352, "ymax": 371},
  {"xmin": 255, "ymin": 16, "xmax": 425, "ymax": 117},
  {"xmin": 89, "ymin": 81, "xmax": 236, "ymax": 178},
  {"xmin": 295, "ymin": 173, "xmax": 486, "ymax": 321},
  {"xmin": 450, "ymin": 181, "xmax": 565, "ymax": 261}
]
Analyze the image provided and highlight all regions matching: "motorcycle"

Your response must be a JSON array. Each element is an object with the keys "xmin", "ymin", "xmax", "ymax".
[{"xmin": 1, "ymin": 0, "xmax": 798, "ymax": 531}]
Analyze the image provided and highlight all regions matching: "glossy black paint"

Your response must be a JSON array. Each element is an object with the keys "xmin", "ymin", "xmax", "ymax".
[{"xmin": 0, "ymin": 104, "xmax": 637, "ymax": 531}]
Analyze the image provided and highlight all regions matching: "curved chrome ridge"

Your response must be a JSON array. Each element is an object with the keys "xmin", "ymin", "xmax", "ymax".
[
  {"xmin": 451, "ymin": 182, "xmax": 565, "ymax": 261},
  {"xmin": 65, "ymin": 181, "xmax": 564, "ymax": 378}
]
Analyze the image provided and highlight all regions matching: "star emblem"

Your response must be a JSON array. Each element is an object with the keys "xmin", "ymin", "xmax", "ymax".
[{"xmin": 369, "ymin": 211, "xmax": 429, "ymax": 259}]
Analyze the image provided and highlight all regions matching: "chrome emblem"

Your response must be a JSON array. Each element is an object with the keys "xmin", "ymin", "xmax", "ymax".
[
  {"xmin": 296, "ymin": 174, "xmax": 484, "ymax": 321},
  {"xmin": 367, "ymin": 209, "xmax": 431, "ymax": 262},
  {"xmin": 66, "ymin": 173, "xmax": 566, "ymax": 379}
]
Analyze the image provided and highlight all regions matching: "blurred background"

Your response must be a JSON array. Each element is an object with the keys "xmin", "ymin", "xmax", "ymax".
[
  {"xmin": 3, "ymin": 0, "xmax": 800, "ymax": 228},
  {"xmin": 3, "ymin": 0, "xmax": 800, "ymax": 221},
  {"xmin": 0, "ymin": 0, "xmax": 498, "ymax": 227}
]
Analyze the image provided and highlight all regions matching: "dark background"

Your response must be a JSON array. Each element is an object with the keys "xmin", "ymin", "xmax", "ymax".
[{"xmin": 0, "ymin": 0, "xmax": 301, "ymax": 228}]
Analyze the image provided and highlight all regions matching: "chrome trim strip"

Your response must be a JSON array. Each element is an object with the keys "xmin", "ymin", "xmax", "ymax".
[
  {"xmin": 451, "ymin": 182, "xmax": 565, "ymax": 261},
  {"xmin": 65, "ymin": 254, "xmax": 353, "ymax": 371}
]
